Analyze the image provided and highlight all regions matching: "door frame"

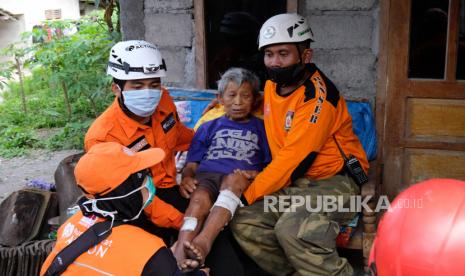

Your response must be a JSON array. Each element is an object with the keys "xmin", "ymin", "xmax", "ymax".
[
  {"xmin": 377, "ymin": 0, "xmax": 465, "ymax": 198},
  {"xmin": 375, "ymin": 0, "xmax": 390, "ymax": 197},
  {"xmin": 193, "ymin": 0, "xmax": 298, "ymax": 89}
]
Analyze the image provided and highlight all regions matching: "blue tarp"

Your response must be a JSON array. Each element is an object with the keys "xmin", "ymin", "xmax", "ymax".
[
  {"xmin": 169, "ymin": 87, "xmax": 377, "ymax": 160},
  {"xmin": 169, "ymin": 87, "xmax": 217, "ymax": 129},
  {"xmin": 346, "ymin": 101, "xmax": 377, "ymax": 161}
]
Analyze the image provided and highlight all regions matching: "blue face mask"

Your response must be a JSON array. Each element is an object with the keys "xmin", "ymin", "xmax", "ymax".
[
  {"xmin": 122, "ymin": 89, "xmax": 162, "ymax": 117},
  {"xmin": 142, "ymin": 176, "xmax": 156, "ymax": 209}
]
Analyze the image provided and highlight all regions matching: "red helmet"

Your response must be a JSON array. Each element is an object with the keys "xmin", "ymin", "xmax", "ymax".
[{"xmin": 369, "ymin": 178, "xmax": 465, "ymax": 276}]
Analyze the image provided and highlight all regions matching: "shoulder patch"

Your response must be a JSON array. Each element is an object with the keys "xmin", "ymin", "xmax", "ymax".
[
  {"xmin": 303, "ymin": 79, "xmax": 315, "ymax": 103},
  {"xmin": 316, "ymin": 69, "xmax": 340, "ymax": 108},
  {"xmin": 308, "ymin": 75, "xmax": 327, "ymax": 124},
  {"xmin": 161, "ymin": 112, "xmax": 176, "ymax": 133}
]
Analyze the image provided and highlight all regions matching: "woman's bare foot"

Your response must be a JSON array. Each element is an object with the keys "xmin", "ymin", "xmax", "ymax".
[
  {"xmin": 185, "ymin": 235, "xmax": 212, "ymax": 266},
  {"xmin": 179, "ymin": 241, "xmax": 204, "ymax": 272},
  {"xmin": 173, "ymin": 240, "xmax": 188, "ymax": 268}
]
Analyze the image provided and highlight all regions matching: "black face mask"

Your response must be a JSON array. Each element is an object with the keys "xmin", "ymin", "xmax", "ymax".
[
  {"xmin": 79, "ymin": 170, "xmax": 148, "ymax": 221},
  {"xmin": 266, "ymin": 62, "xmax": 306, "ymax": 87}
]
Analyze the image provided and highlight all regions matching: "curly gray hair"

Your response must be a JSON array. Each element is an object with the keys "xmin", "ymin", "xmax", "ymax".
[{"xmin": 217, "ymin": 67, "xmax": 260, "ymax": 96}]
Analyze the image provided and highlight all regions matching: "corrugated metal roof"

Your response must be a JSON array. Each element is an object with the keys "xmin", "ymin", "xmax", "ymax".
[{"xmin": 0, "ymin": 7, "xmax": 18, "ymax": 21}]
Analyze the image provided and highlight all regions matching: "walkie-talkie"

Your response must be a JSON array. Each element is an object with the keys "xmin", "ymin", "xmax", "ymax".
[{"xmin": 333, "ymin": 135, "xmax": 368, "ymax": 186}]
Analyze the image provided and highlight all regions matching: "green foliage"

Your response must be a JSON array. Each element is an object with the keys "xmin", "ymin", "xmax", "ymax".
[
  {"xmin": 0, "ymin": 10, "xmax": 120, "ymax": 158},
  {"xmin": 0, "ymin": 126, "xmax": 39, "ymax": 158},
  {"xmin": 44, "ymin": 120, "xmax": 93, "ymax": 150},
  {"xmin": 0, "ymin": 62, "xmax": 14, "ymax": 90},
  {"xmin": 0, "ymin": 126, "xmax": 38, "ymax": 148}
]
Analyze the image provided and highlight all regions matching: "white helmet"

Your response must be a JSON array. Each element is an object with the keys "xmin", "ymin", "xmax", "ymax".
[
  {"xmin": 107, "ymin": 40, "xmax": 167, "ymax": 80},
  {"xmin": 258, "ymin": 13, "xmax": 314, "ymax": 50}
]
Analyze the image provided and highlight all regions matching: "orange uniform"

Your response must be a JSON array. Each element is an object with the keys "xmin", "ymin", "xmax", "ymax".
[
  {"xmin": 40, "ymin": 212, "xmax": 165, "ymax": 276},
  {"xmin": 244, "ymin": 63, "xmax": 368, "ymax": 204},
  {"xmin": 144, "ymin": 196, "xmax": 184, "ymax": 227},
  {"xmin": 85, "ymin": 87, "xmax": 194, "ymax": 189},
  {"xmin": 145, "ymin": 196, "xmax": 183, "ymax": 229}
]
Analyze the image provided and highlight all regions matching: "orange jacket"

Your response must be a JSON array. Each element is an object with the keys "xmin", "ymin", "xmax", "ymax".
[
  {"xmin": 244, "ymin": 63, "xmax": 368, "ymax": 204},
  {"xmin": 40, "ymin": 212, "xmax": 165, "ymax": 276},
  {"xmin": 85, "ymin": 87, "xmax": 194, "ymax": 189},
  {"xmin": 145, "ymin": 196, "xmax": 183, "ymax": 229}
]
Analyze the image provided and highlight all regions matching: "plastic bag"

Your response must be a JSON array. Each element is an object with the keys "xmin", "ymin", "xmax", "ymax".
[{"xmin": 346, "ymin": 101, "xmax": 377, "ymax": 161}]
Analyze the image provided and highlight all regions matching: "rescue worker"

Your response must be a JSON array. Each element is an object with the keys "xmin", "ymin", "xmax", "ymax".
[
  {"xmin": 40, "ymin": 142, "xmax": 207, "ymax": 276},
  {"xmin": 230, "ymin": 13, "xmax": 369, "ymax": 275},
  {"xmin": 84, "ymin": 40, "xmax": 194, "ymax": 244},
  {"xmin": 369, "ymin": 178, "xmax": 465, "ymax": 276},
  {"xmin": 84, "ymin": 40, "xmax": 252, "ymax": 276}
]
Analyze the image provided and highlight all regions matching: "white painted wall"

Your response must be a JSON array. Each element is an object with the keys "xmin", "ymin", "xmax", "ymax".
[
  {"xmin": 0, "ymin": 15, "xmax": 25, "ymax": 63},
  {"xmin": 0, "ymin": 0, "xmax": 80, "ymax": 83},
  {"xmin": 0, "ymin": 0, "xmax": 80, "ymax": 63},
  {"xmin": 0, "ymin": 0, "xmax": 80, "ymax": 31}
]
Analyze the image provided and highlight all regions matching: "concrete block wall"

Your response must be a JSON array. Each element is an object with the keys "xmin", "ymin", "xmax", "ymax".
[
  {"xmin": 120, "ymin": 0, "xmax": 379, "ymax": 101},
  {"xmin": 120, "ymin": 0, "xmax": 195, "ymax": 87},
  {"xmin": 134, "ymin": 0, "xmax": 195, "ymax": 87},
  {"xmin": 301, "ymin": 0, "xmax": 379, "ymax": 101}
]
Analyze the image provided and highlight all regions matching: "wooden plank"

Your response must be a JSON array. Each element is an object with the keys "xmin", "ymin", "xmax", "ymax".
[
  {"xmin": 390, "ymin": 0, "xmax": 410, "ymax": 83},
  {"xmin": 407, "ymin": 98, "xmax": 465, "ymax": 140},
  {"xmin": 384, "ymin": 0, "xmax": 410, "ymax": 144},
  {"xmin": 446, "ymin": 0, "xmax": 460, "ymax": 82},
  {"xmin": 405, "ymin": 148, "xmax": 465, "ymax": 187},
  {"xmin": 382, "ymin": 0, "xmax": 411, "ymax": 198},
  {"xmin": 194, "ymin": 0, "xmax": 207, "ymax": 89},
  {"xmin": 409, "ymin": 81, "xmax": 465, "ymax": 97},
  {"xmin": 287, "ymin": 0, "xmax": 298, "ymax": 12},
  {"xmin": 403, "ymin": 140, "xmax": 465, "ymax": 151},
  {"xmin": 375, "ymin": 0, "xmax": 391, "ymax": 168},
  {"xmin": 383, "ymin": 147, "xmax": 405, "ymax": 199},
  {"xmin": 362, "ymin": 232, "xmax": 376, "ymax": 261}
]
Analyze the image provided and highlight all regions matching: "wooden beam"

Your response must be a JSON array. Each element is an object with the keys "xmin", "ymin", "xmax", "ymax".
[
  {"xmin": 194, "ymin": 0, "xmax": 207, "ymax": 89},
  {"xmin": 446, "ymin": 0, "xmax": 460, "ymax": 82},
  {"xmin": 287, "ymin": 0, "xmax": 298, "ymax": 12},
  {"xmin": 376, "ymin": 0, "xmax": 391, "ymax": 164}
]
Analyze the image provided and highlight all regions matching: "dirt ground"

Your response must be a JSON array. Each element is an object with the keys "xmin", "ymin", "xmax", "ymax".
[{"xmin": 0, "ymin": 149, "xmax": 82, "ymax": 203}]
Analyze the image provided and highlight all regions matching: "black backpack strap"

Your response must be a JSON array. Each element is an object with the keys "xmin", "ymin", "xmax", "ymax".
[{"xmin": 44, "ymin": 220, "xmax": 122, "ymax": 276}]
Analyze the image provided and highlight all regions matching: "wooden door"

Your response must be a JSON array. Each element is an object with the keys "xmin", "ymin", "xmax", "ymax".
[{"xmin": 381, "ymin": 0, "xmax": 465, "ymax": 199}]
